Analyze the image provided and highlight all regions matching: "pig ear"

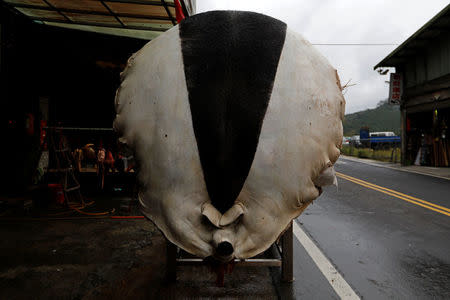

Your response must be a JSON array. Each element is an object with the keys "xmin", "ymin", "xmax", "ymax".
[
  {"xmin": 219, "ymin": 203, "xmax": 245, "ymax": 227},
  {"xmin": 201, "ymin": 203, "xmax": 222, "ymax": 228},
  {"xmin": 201, "ymin": 202, "xmax": 245, "ymax": 228}
]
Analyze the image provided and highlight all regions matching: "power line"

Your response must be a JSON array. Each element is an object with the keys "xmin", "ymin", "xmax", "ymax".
[{"xmin": 311, "ymin": 43, "xmax": 399, "ymax": 46}]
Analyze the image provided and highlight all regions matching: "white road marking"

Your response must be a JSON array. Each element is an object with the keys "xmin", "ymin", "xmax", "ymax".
[
  {"xmin": 340, "ymin": 156, "xmax": 450, "ymax": 181},
  {"xmin": 293, "ymin": 221, "xmax": 360, "ymax": 300}
]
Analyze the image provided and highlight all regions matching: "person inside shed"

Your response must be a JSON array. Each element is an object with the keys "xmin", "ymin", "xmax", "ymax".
[
  {"xmin": 104, "ymin": 148, "xmax": 115, "ymax": 173},
  {"xmin": 97, "ymin": 141, "xmax": 106, "ymax": 189}
]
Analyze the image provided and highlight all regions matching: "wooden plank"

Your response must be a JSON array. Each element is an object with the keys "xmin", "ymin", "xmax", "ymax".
[{"xmin": 401, "ymin": 108, "xmax": 407, "ymax": 165}]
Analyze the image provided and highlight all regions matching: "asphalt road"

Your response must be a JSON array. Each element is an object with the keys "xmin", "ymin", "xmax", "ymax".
[{"xmin": 278, "ymin": 157, "xmax": 450, "ymax": 299}]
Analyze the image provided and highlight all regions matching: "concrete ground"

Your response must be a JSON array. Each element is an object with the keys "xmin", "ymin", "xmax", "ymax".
[
  {"xmin": 0, "ymin": 186, "xmax": 281, "ymax": 299},
  {"xmin": 0, "ymin": 217, "xmax": 282, "ymax": 299},
  {"xmin": 0, "ymin": 218, "xmax": 164, "ymax": 299}
]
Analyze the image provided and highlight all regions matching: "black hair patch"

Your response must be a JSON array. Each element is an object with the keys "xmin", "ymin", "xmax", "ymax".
[{"xmin": 180, "ymin": 11, "xmax": 287, "ymax": 213}]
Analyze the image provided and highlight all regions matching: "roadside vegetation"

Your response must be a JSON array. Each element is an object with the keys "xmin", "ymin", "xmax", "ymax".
[{"xmin": 341, "ymin": 145, "xmax": 401, "ymax": 163}]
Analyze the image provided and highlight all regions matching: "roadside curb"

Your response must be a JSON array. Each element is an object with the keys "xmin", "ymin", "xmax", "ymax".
[{"xmin": 339, "ymin": 155, "xmax": 450, "ymax": 181}]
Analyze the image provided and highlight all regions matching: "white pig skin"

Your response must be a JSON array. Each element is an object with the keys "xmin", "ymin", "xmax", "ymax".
[{"xmin": 114, "ymin": 24, "xmax": 345, "ymax": 260}]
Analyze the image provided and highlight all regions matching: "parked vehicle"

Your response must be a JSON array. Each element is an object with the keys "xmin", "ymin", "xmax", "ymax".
[
  {"xmin": 349, "ymin": 135, "xmax": 361, "ymax": 147},
  {"xmin": 370, "ymin": 131, "xmax": 396, "ymax": 137},
  {"xmin": 360, "ymin": 129, "xmax": 400, "ymax": 149},
  {"xmin": 343, "ymin": 136, "xmax": 351, "ymax": 145}
]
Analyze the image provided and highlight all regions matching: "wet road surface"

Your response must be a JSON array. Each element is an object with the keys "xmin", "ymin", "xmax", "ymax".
[{"xmin": 282, "ymin": 157, "xmax": 450, "ymax": 299}]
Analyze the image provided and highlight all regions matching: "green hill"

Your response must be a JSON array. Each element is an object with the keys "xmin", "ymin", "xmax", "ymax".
[{"xmin": 343, "ymin": 100, "xmax": 400, "ymax": 136}]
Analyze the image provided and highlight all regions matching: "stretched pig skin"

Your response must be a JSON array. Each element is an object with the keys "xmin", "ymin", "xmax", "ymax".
[{"xmin": 114, "ymin": 11, "xmax": 345, "ymax": 261}]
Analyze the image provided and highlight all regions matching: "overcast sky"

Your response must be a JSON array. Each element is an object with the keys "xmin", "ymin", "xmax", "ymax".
[{"xmin": 196, "ymin": 1, "xmax": 449, "ymax": 114}]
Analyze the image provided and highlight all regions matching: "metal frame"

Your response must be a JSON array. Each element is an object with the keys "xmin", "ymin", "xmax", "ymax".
[
  {"xmin": 42, "ymin": 0, "xmax": 72, "ymax": 23},
  {"xmin": 3, "ymin": 0, "xmax": 183, "ymax": 33},
  {"xmin": 101, "ymin": 0, "xmax": 126, "ymax": 27},
  {"xmin": 166, "ymin": 221, "xmax": 294, "ymax": 283},
  {"xmin": 32, "ymin": 17, "xmax": 169, "ymax": 32},
  {"xmin": 160, "ymin": 0, "xmax": 176, "ymax": 25}
]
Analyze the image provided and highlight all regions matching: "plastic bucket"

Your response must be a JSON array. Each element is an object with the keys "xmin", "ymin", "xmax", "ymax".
[{"xmin": 48, "ymin": 184, "xmax": 65, "ymax": 204}]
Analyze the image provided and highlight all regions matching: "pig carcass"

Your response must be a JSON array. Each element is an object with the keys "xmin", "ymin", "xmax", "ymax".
[{"xmin": 114, "ymin": 11, "xmax": 345, "ymax": 261}]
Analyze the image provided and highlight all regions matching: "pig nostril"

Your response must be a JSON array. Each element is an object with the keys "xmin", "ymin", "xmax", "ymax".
[{"xmin": 216, "ymin": 241, "xmax": 234, "ymax": 256}]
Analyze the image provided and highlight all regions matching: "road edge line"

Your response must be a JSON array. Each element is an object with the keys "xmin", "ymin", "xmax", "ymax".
[
  {"xmin": 339, "ymin": 156, "xmax": 450, "ymax": 181},
  {"xmin": 293, "ymin": 221, "xmax": 360, "ymax": 299}
]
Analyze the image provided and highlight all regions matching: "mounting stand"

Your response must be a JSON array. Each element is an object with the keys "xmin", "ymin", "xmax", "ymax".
[{"xmin": 166, "ymin": 221, "xmax": 294, "ymax": 284}]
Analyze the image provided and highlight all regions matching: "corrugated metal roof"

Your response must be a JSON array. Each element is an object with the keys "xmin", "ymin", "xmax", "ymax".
[
  {"xmin": 374, "ymin": 4, "xmax": 450, "ymax": 70},
  {"xmin": 1, "ymin": 0, "xmax": 195, "ymax": 39}
]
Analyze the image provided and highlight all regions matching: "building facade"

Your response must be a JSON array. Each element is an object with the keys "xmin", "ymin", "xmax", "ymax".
[{"xmin": 375, "ymin": 4, "xmax": 450, "ymax": 167}]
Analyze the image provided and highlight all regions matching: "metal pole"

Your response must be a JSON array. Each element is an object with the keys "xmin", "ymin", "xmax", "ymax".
[
  {"xmin": 281, "ymin": 221, "xmax": 294, "ymax": 282},
  {"xmin": 166, "ymin": 241, "xmax": 177, "ymax": 282}
]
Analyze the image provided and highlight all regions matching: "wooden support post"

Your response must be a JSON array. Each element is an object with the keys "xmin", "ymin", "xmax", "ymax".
[
  {"xmin": 166, "ymin": 241, "xmax": 177, "ymax": 282},
  {"xmin": 281, "ymin": 221, "xmax": 294, "ymax": 282},
  {"xmin": 401, "ymin": 107, "xmax": 407, "ymax": 165}
]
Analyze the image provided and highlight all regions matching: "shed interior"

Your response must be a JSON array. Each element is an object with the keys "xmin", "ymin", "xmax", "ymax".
[{"xmin": 1, "ymin": 3, "xmax": 149, "ymax": 194}]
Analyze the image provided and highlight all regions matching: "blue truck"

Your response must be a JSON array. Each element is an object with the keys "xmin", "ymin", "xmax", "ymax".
[{"xmin": 360, "ymin": 129, "xmax": 401, "ymax": 149}]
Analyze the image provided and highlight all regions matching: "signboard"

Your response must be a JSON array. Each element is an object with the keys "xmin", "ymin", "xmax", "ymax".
[{"xmin": 388, "ymin": 73, "xmax": 402, "ymax": 105}]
